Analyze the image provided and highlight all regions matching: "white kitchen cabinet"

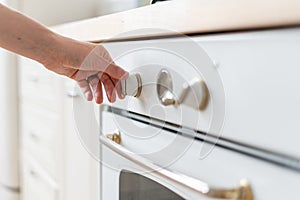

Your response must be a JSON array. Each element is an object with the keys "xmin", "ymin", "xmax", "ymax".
[
  {"xmin": 15, "ymin": 0, "xmax": 100, "ymax": 199},
  {"xmin": 18, "ymin": 57, "xmax": 99, "ymax": 200},
  {"xmin": 22, "ymin": 155, "xmax": 59, "ymax": 200},
  {"xmin": 18, "ymin": 58, "xmax": 61, "ymax": 111},
  {"xmin": 21, "ymin": 102, "xmax": 61, "ymax": 180},
  {"xmin": 61, "ymin": 79, "xmax": 99, "ymax": 200}
]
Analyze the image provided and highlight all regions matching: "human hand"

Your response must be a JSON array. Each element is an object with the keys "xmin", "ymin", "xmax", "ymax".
[
  {"xmin": 0, "ymin": 4, "xmax": 127, "ymax": 104},
  {"xmin": 43, "ymin": 37, "xmax": 128, "ymax": 104}
]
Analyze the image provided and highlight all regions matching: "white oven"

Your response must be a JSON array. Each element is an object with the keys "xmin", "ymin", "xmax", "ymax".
[
  {"xmin": 98, "ymin": 28, "xmax": 300, "ymax": 200},
  {"xmin": 99, "ymin": 106, "xmax": 254, "ymax": 200}
]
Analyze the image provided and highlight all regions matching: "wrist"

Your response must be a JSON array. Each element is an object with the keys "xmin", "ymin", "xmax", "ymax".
[{"xmin": 41, "ymin": 32, "xmax": 95, "ymax": 69}]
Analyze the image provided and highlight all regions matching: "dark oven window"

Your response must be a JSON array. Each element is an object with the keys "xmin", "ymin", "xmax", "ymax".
[{"xmin": 120, "ymin": 170, "xmax": 184, "ymax": 200}]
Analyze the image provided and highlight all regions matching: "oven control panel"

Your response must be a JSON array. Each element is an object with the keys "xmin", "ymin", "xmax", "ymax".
[
  {"xmin": 103, "ymin": 37, "xmax": 225, "ymax": 136},
  {"xmin": 121, "ymin": 69, "xmax": 209, "ymax": 110}
]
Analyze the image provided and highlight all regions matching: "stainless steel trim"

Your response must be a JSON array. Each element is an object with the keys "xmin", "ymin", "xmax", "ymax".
[
  {"xmin": 99, "ymin": 135, "xmax": 253, "ymax": 200},
  {"xmin": 134, "ymin": 73, "xmax": 142, "ymax": 98},
  {"xmin": 100, "ymin": 105, "xmax": 300, "ymax": 172}
]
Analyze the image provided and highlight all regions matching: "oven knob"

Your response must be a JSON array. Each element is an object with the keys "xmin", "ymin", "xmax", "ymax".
[
  {"xmin": 157, "ymin": 69, "xmax": 176, "ymax": 106},
  {"xmin": 121, "ymin": 73, "xmax": 142, "ymax": 98}
]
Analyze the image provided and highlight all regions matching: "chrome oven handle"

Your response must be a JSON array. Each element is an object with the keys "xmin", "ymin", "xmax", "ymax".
[
  {"xmin": 99, "ymin": 133, "xmax": 254, "ymax": 200},
  {"xmin": 156, "ymin": 69, "xmax": 209, "ymax": 110}
]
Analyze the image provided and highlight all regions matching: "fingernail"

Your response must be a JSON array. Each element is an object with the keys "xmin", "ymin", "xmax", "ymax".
[
  {"xmin": 111, "ymin": 94, "xmax": 116, "ymax": 103},
  {"xmin": 95, "ymin": 95, "xmax": 102, "ymax": 104},
  {"xmin": 107, "ymin": 94, "xmax": 111, "ymax": 102}
]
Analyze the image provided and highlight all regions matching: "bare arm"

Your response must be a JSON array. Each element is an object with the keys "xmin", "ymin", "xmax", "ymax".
[{"xmin": 0, "ymin": 4, "xmax": 128, "ymax": 103}]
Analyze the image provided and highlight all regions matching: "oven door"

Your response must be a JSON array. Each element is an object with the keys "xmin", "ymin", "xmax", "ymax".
[
  {"xmin": 99, "ymin": 105, "xmax": 253, "ymax": 200},
  {"xmin": 100, "ymin": 107, "xmax": 191, "ymax": 200},
  {"xmin": 100, "ymin": 142, "xmax": 189, "ymax": 200}
]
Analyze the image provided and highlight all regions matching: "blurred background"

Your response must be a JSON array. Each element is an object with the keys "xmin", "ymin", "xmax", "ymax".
[
  {"xmin": 17, "ymin": 0, "xmax": 151, "ymax": 26},
  {"xmin": 0, "ymin": 1, "xmax": 152, "ymax": 200}
]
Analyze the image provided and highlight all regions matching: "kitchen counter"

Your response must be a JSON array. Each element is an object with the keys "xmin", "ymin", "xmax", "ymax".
[{"xmin": 52, "ymin": 0, "xmax": 300, "ymax": 42}]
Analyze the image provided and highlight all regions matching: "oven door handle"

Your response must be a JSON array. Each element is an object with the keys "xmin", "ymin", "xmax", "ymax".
[{"xmin": 99, "ymin": 134, "xmax": 253, "ymax": 200}]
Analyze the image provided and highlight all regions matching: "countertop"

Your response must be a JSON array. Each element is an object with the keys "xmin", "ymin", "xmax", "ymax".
[{"xmin": 52, "ymin": 0, "xmax": 300, "ymax": 42}]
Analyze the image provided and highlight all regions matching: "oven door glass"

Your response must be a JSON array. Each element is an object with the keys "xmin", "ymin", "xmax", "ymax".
[{"xmin": 120, "ymin": 170, "xmax": 184, "ymax": 200}]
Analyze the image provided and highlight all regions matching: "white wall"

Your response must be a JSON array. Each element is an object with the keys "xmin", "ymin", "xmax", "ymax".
[
  {"xmin": 19, "ymin": 0, "xmax": 99, "ymax": 26},
  {"xmin": 96, "ymin": 0, "xmax": 138, "ymax": 16}
]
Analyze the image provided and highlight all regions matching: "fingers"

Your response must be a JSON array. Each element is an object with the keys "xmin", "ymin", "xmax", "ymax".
[
  {"xmin": 77, "ymin": 80, "xmax": 93, "ymax": 101},
  {"xmin": 95, "ymin": 81, "xmax": 103, "ymax": 104},
  {"xmin": 72, "ymin": 70, "xmax": 127, "ymax": 104},
  {"xmin": 70, "ymin": 45, "xmax": 128, "ymax": 102},
  {"xmin": 78, "ymin": 45, "xmax": 129, "ymax": 80},
  {"xmin": 48, "ymin": 43, "xmax": 128, "ymax": 104},
  {"xmin": 99, "ymin": 73, "xmax": 116, "ymax": 103},
  {"xmin": 84, "ymin": 72, "xmax": 118, "ymax": 103},
  {"xmin": 76, "ymin": 72, "xmax": 125, "ymax": 104},
  {"xmin": 111, "ymin": 77, "xmax": 124, "ymax": 99},
  {"xmin": 88, "ymin": 75, "xmax": 103, "ymax": 104}
]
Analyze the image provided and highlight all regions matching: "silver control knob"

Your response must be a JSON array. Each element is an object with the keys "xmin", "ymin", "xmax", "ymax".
[{"xmin": 121, "ymin": 73, "xmax": 142, "ymax": 97}]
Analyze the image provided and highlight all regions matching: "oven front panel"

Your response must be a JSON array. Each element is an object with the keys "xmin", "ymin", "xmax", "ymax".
[
  {"xmin": 102, "ymin": 28, "xmax": 300, "ymax": 160},
  {"xmin": 100, "ymin": 28, "xmax": 300, "ymax": 200}
]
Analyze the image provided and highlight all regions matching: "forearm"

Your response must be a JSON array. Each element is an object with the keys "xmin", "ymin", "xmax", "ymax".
[
  {"xmin": 0, "ymin": 4, "xmax": 92, "ymax": 67},
  {"xmin": 0, "ymin": 3, "xmax": 128, "ymax": 104}
]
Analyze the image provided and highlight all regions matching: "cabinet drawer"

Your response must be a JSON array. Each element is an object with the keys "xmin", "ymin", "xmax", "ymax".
[
  {"xmin": 22, "ymin": 155, "xmax": 59, "ymax": 200},
  {"xmin": 18, "ymin": 56, "xmax": 61, "ymax": 111},
  {"xmin": 101, "ymin": 107, "xmax": 300, "ymax": 199},
  {"xmin": 21, "ymin": 102, "xmax": 61, "ymax": 179}
]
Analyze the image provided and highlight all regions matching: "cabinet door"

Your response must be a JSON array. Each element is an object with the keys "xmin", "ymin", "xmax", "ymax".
[
  {"xmin": 18, "ymin": 57, "xmax": 61, "ymax": 111},
  {"xmin": 22, "ymin": 155, "xmax": 59, "ymax": 200},
  {"xmin": 61, "ymin": 80, "xmax": 99, "ymax": 200},
  {"xmin": 21, "ymin": 102, "xmax": 61, "ymax": 180}
]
